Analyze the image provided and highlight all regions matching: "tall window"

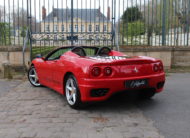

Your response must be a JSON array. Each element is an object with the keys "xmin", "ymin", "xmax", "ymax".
[
  {"xmin": 69, "ymin": 25, "xmax": 72, "ymax": 32},
  {"xmin": 45, "ymin": 25, "xmax": 50, "ymax": 32},
  {"xmin": 103, "ymin": 25, "xmax": 107, "ymax": 32},
  {"xmin": 62, "ymin": 25, "xmax": 64, "ymax": 32},
  {"xmin": 89, "ymin": 25, "xmax": 92, "ymax": 32},
  {"xmin": 54, "ymin": 35, "xmax": 58, "ymax": 40},
  {"xmin": 54, "ymin": 25, "xmax": 58, "ymax": 32},
  {"xmin": 95, "ymin": 25, "xmax": 100, "ymax": 32},
  {"xmin": 75, "ymin": 25, "xmax": 78, "ymax": 32},
  {"xmin": 81, "ymin": 25, "xmax": 84, "ymax": 32}
]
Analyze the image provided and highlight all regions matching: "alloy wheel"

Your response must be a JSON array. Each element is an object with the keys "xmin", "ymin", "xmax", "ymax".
[
  {"xmin": 28, "ymin": 67, "xmax": 41, "ymax": 87},
  {"xmin": 66, "ymin": 78, "xmax": 77, "ymax": 105}
]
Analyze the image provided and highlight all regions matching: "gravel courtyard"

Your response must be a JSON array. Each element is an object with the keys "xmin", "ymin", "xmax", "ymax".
[
  {"xmin": 0, "ymin": 73, "xmax": 190, "ymax": 138},
  {"xmin": 0, "ymin": 80, "xmax": 163, "ymax": 138}
]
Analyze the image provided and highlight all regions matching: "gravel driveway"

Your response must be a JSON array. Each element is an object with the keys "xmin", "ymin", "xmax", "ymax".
[
  {"xmin": 1, "ymin": 73, "xmax": 190, "ymax": 138},
  {"xmin": 0, "ymin": 80, "xmax": 163, "ymax": 138}
]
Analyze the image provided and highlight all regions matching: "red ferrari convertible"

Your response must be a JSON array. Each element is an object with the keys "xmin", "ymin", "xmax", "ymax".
[{"xmin": 28, "ymin": 46, "xmax": 165, "ymax": 108}]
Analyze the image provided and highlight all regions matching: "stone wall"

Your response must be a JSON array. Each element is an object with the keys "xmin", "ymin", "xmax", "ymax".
[
  {"xmin": 172, "ymin": 47, "xmax": 190, "ymax": 67},
  {"xmin": 0, "ymin": 46, "xmax": 190, "ymax": 72},
  {"xmin": 120, "ymin": 46, "xmax": 190, "ymax": 69},
  {"xmin": 0, "ymin": 47, "xmax": 30, "ymax": 72}
]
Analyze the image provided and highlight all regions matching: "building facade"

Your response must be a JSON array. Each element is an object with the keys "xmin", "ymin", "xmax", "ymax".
[{"xmin": 37, "ymin": 8, "xmax": 112, "ymax": 45}]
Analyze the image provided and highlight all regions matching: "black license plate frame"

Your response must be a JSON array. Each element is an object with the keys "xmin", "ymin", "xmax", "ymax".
[{"xmin": 125, "ymin": 79, "xmax": 149, "ymax": 89}]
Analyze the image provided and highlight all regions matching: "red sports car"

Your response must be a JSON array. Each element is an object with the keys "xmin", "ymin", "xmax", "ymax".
[{"xmin": 28, "ymin": 46, "xmax": 165, "ymax": 108}]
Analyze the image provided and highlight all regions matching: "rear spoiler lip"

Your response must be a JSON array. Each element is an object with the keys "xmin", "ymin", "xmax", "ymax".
[{"xmin": 92, "ymin": 59, "xmax": 159, "ymax": 66}]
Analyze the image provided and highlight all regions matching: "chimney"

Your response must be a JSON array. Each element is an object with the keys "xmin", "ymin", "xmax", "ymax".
[
  {"xmin": 98, "ymin": 6, "xmax": 102, "ymax": 18},
  {"xmin": 107, "ymin": 6, "xmax": 110, "ymax": 21},
  {"xmin": 42, "ymin": 6, "xmax": 46, "ymax": 20}
]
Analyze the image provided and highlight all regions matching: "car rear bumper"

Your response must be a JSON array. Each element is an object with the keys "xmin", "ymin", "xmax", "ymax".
[{"xmin": 79, "ymin": 73, "xmax": 165, "ymax": 102}]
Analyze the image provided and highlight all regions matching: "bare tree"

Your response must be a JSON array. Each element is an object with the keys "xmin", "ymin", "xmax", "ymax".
[
  {"xmin": 0, "ymin": 6, "xmax": 4, "ymax": 22},
  {"xmin": 11, "ymin": 8, "xmax": 39, "ymax": 34},
  {"xmin": 11, "ymin": 8, "xmax": 27, "ymax": 28}
]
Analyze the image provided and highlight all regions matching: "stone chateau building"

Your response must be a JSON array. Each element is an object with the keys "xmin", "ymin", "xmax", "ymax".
[{"xmin": 35, "ymin": 7, "xmax": 112, "ymax": 44}]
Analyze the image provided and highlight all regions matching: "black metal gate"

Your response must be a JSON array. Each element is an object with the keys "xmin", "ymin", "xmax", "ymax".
[
  {"xmin": 27, "ymin": 0, "xmax": 116, "ymax": 58},
  {"xmin": 1, "ymin": 0, "xmax": 190, "ymax": 51}
]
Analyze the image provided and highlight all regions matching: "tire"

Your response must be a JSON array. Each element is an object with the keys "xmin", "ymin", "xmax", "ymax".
[
  {"xmin": 65, "ymin": 74, "xmax": 82, "ymax": 109},
  {"xmin": 139, "ymin": 89, "xmax": 156, "ymax": 99},
  {"xmin": 28, "ymin": 66, "xmax": 41, "ymax": 87}
]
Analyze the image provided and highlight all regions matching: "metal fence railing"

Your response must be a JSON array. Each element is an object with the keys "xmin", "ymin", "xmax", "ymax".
[{"xmin": 0, "ymin": 0, "xmax": 190, "ymax": 50}]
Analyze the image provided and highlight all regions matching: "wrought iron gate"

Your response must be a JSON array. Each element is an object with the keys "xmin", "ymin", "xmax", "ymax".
[
  {"xmin": 2, "ymin": 0, "xmax": 189, "ymax": 60},
  {"xmin": 27, "ymin": 0, "xmax": 116, "ymax": 58}
]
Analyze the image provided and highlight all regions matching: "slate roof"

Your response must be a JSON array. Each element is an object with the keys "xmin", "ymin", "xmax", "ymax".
[{"xmin": 44, "ymin": 8, "xmax": 109, "ymax": 22}]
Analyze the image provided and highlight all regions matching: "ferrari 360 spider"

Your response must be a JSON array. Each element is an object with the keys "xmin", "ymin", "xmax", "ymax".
[{"xmin": 28, "ymin": 46, "xmax": 165, "ymax": 108}]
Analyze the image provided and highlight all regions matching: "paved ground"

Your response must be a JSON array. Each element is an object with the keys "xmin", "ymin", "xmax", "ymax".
[
  {"xmin": 0, "ymin": 73, "xmax": 189, "ymax": 138},
  {"xmin": 0, "ymin": 79, "xmax": 21, "ymax": 96},
  {"xmin": 136, "ymin": 73, "xmax": 190, "ymax": 138}
]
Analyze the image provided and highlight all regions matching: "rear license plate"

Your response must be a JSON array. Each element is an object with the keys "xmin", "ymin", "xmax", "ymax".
[{"xmin": 125, "ymin": 79, "xmax": 148, "ymax": 88}]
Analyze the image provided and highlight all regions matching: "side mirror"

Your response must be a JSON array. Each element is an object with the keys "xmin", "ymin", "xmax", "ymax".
[
  {"xmin": 35, "ymin": 54, "xmax": 42, "ymax": 58},
  {"xmin": 35, "ymin": 54, "xmax": 45, "ymax": 60}
]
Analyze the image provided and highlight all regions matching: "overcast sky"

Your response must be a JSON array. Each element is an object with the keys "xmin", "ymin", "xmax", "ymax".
[{"xmin": 0, "ymin": 0, "xmax": 148, "ymax": 21}]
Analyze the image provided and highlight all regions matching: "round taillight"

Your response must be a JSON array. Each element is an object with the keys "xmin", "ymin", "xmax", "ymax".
[
  {"xmin": 91, "ymin": 67, "xmax": 101, "ymax": 77},
  {"xmin": 104, "ymin": 67, "xmax": 112, "ymax": 76},
  {"xmin": 153, "ymin": 64, "xmax": 159, "ymax": 72}
]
